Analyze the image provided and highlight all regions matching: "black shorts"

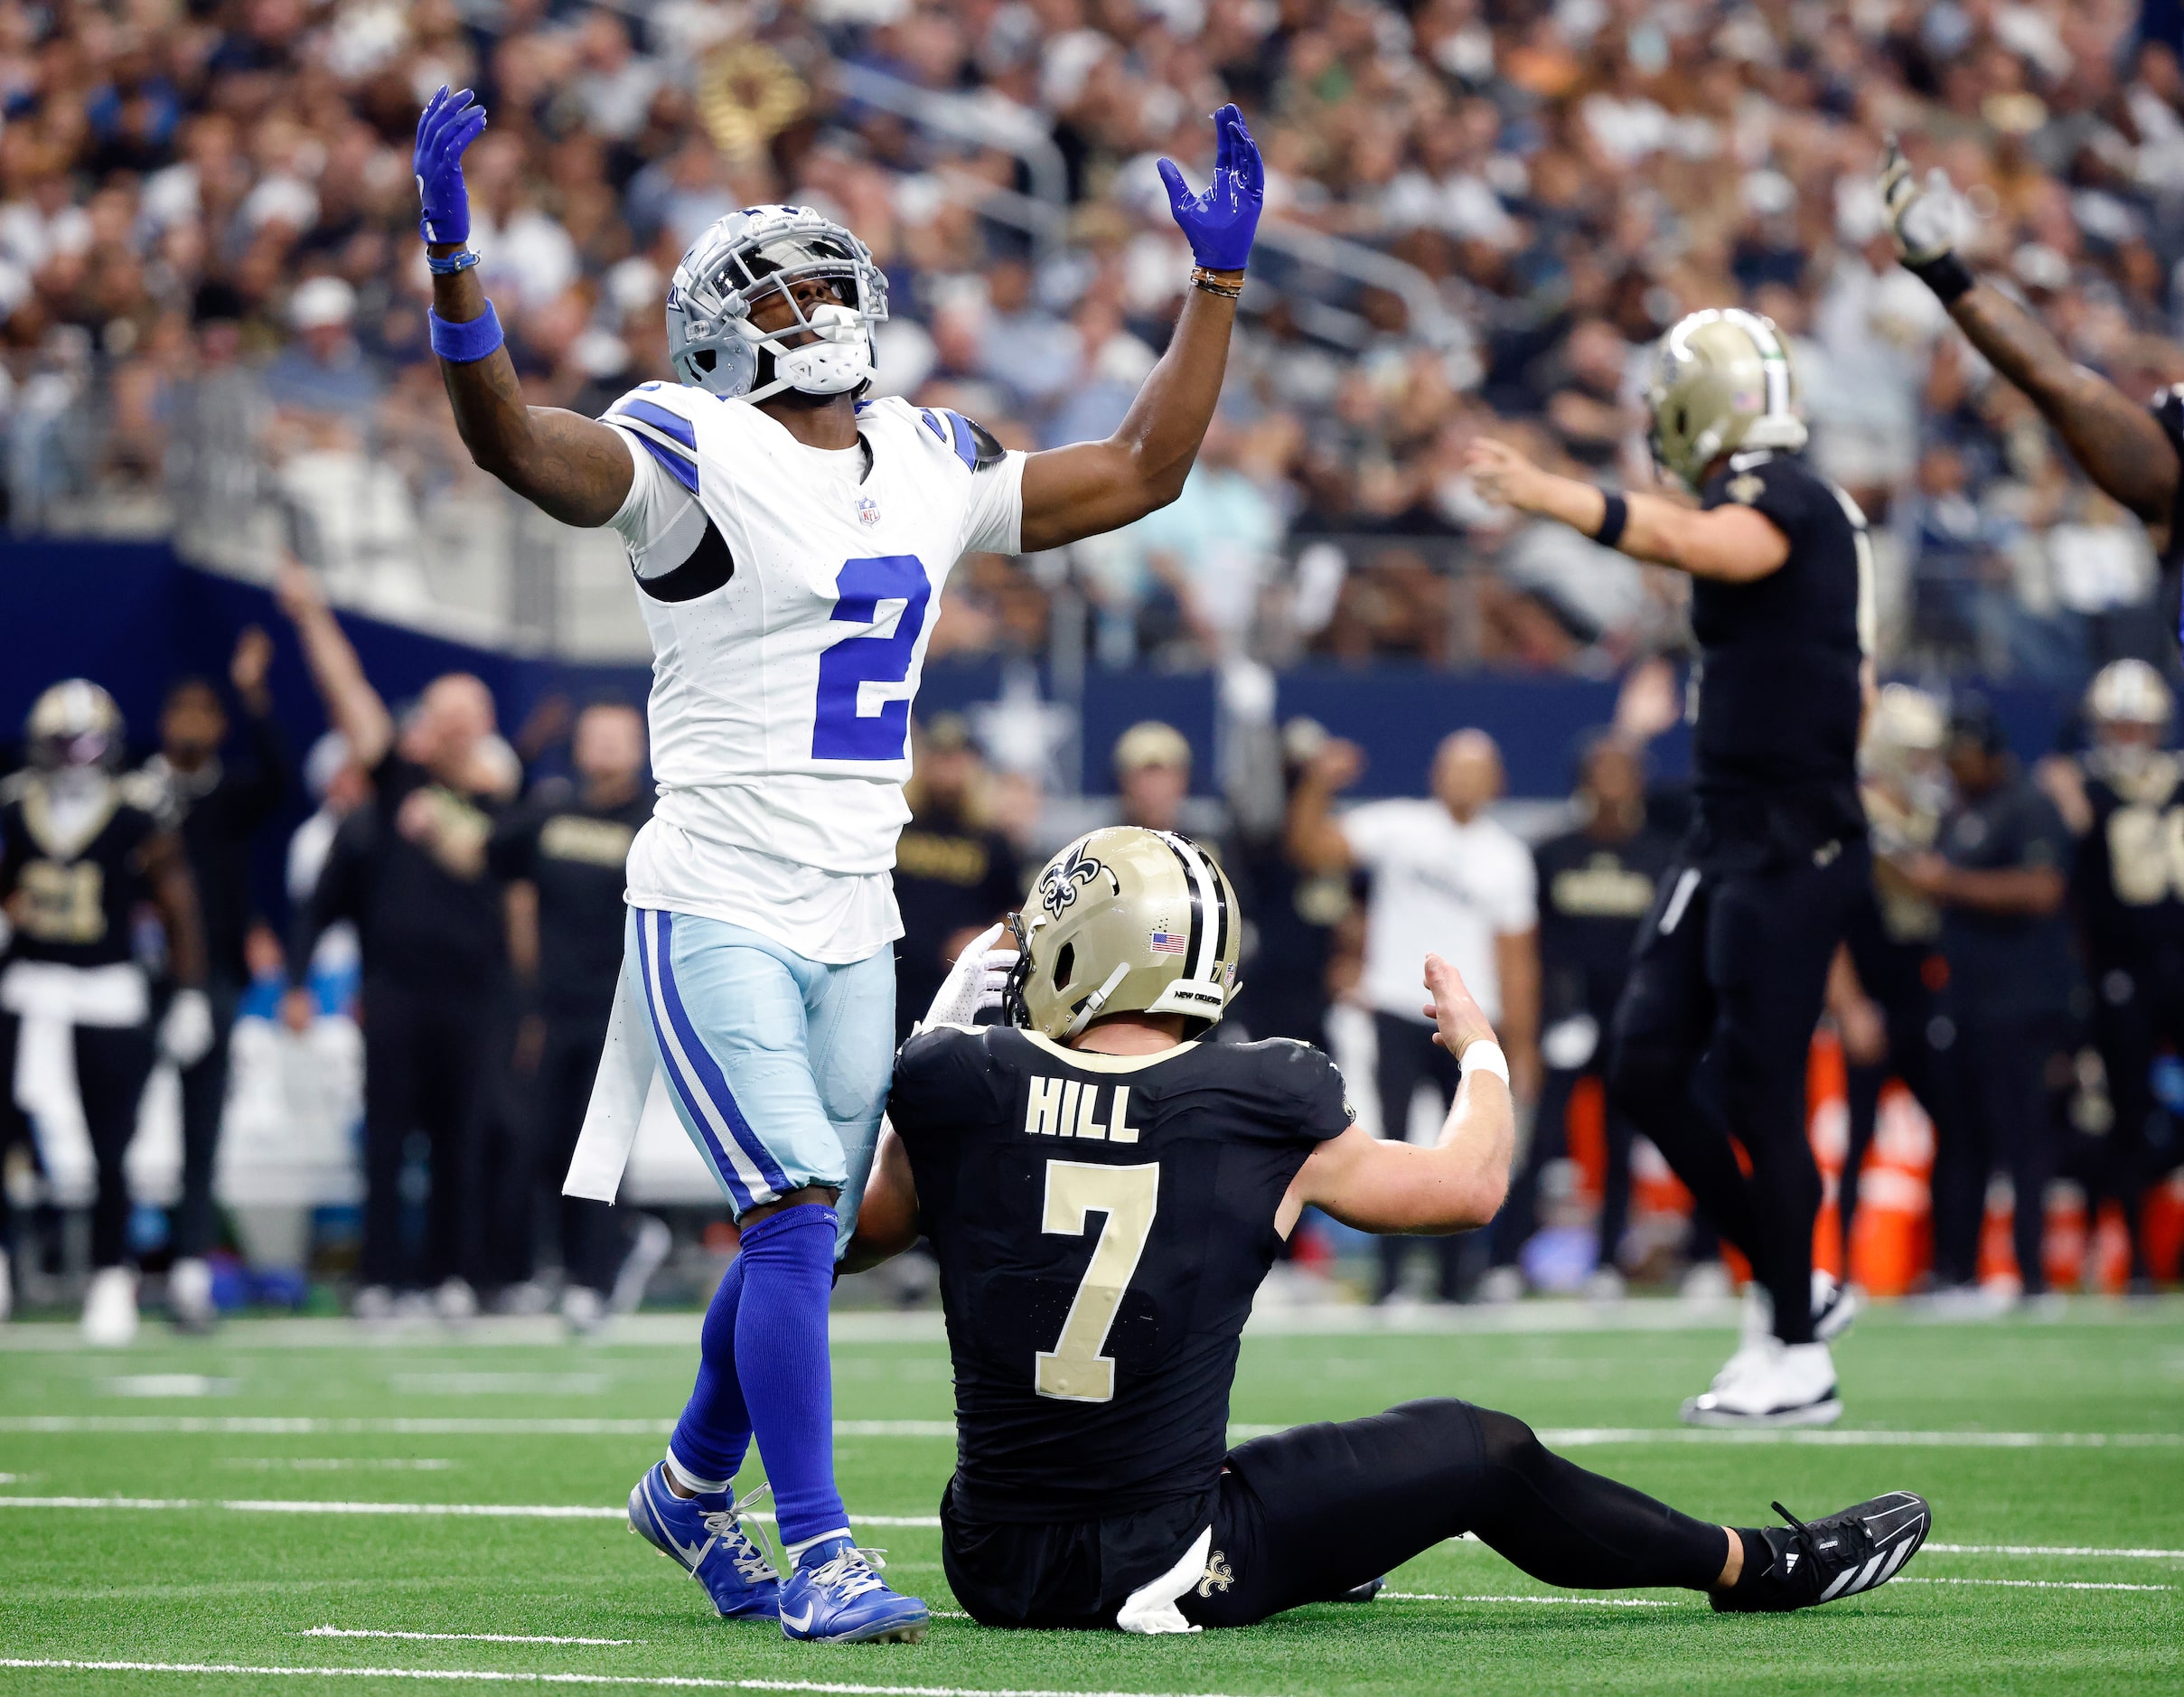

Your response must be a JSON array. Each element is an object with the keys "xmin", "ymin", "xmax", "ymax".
[{"xmin": 942, "ymin": 1398, "xmax": 1728, "ymax": 1630}]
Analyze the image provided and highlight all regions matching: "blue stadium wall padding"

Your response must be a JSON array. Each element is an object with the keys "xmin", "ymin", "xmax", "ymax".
[{"xmin": 0, "ymin": 540, "xmax": 2093, "ymax": 923}]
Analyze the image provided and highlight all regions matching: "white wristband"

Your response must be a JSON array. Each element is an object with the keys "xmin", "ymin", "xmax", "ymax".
[{"xmin": 1458, "ymin": 1040, "xmax": 1509, "ymax": 1085}]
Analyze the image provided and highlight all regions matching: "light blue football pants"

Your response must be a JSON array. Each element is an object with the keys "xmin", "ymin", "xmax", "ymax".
[{"xmin": 625, "ymin": 906, "xmax": 895, "ymax": 1254}]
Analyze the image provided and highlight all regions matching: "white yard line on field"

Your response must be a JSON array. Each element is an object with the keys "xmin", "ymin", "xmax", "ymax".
[
  {"xmin": 1925, "ymin": 1542, "xmax": 2184, "ymax": 1561},
  {"xmin": 1891, "ymin": 1577, "xmax": 2173, "ymax": 1592},
  {"xmin": 0, "ymin": 1495, "xmax": 942, "ymax": 1526},
  {"xmin": 303, "ymin": 1628, "xmax": 638, "ymax": 1646},
  {"xmin": 0, "ymin": 1661, "xmax": 1247, "ymax": 1697},
  {"xmin": 1378, "ymin": 1592, "xmax": 1678, "ymax": 1608},
  {"xmin": 7, "ymin": 1414, "xmax": 2182, "ymax": 1450}
]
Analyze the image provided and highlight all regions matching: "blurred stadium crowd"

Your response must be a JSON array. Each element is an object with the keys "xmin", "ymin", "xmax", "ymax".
[{"xmin": 4, "ymin": 0, "xmax": 2184, "ymax": 675}]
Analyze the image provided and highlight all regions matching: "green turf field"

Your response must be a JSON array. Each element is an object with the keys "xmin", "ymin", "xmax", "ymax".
[{"xmin": 1, "ymin": 1299, "xmax": 2179, "ymax": 1695}]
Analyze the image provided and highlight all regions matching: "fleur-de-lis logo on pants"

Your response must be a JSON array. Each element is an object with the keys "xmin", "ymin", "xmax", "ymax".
[{"xmin": 1196, "ymin": 1550, "xmax": 1234, "ymax": 1598}]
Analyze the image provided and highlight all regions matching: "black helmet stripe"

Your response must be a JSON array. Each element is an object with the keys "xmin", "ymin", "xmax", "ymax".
[{"xmin": 1156, "ymin": 830, "xmax": 1227, "ymax": 983}]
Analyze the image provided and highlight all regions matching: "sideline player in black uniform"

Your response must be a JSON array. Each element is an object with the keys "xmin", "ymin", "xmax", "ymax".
[
  {"xmin": 849, "ymin": 826, "xmax": 1930, "ymax": 1632},
  {"xmin": 0, "ymin": 681, "xmax": 211, "ymax": 1344},
  {"xmin": 1469, "ymin": 308, "xmax": 1870, "ymax": 1426},
  {"xmin": 1831, "ymin": 684, "xmax": 1956, "ymax": 1274},
  {"xmin": 2039, "ymin": 660, "xmax": 2184, "ymax": 1288},
  {"xmin": 491, "ymin": 700, "xmax": 666, "ymax": 1332},
  {"xmin": 1880, "ymin": 141, "xmax": 2184, "ymax": 642},
  {"xmin": 1484, "ymin": 733, "xmax": 1676, "ymax": 1298}
]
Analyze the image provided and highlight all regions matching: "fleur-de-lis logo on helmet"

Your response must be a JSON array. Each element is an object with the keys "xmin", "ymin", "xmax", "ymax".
[{"xmin": 1038, "ymin": 840, "xmax": 1106, "ymax": 917}]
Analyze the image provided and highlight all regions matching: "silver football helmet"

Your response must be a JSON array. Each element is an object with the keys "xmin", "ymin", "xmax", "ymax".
[
  {"xmin": 26, "ymin": 679, "xmax": 126, "ymax": 773},
  {"xmin": 664, "ymin": 204, "xmax": 888, "ymax": 404}
]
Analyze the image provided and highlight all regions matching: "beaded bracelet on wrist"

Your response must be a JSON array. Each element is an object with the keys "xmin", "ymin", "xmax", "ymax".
[{"xmin": 1191, "ymin": 267, "xmax": 1244, "ymax": 299}]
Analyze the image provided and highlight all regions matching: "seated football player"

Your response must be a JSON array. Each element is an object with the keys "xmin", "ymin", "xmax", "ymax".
[{"xmin": 849, "ymin": 826, "xmax": 1932, "ymax": 1632}]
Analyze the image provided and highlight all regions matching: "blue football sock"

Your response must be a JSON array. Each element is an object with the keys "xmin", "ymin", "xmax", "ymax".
[
  {"xmin": 733, "ymin": 1201, "xmax": 848, "ymax": 1547},
  {"xmin": 669, "ymin": 1251, "xmax": 751, "ymax": 1492}
]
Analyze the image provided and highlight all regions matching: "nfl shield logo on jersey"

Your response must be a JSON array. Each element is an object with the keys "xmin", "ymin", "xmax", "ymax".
[{"xmin": 856, "ymin": 495, "xmax": 880, "ymax": 525}]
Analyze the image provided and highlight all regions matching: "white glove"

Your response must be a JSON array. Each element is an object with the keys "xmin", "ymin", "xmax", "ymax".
[
  {"xmin": 1879, "ymin": 137, "xmax": 1969, "ymax": 266},
  {"xmin": 919, "ymin": 922, "xmax": 1020, "ymax": 1032},
  {"xmin": 159, "ymin": 988, "xmax": 215, "ymax": 1068}
]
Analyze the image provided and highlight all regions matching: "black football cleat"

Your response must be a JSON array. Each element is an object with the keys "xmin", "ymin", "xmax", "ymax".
[
  {"xmin": 1711, "ymin": 1492, "xmax": 1930, "ymax": 1613},
  {"xmin": 1330, "ymin": 1576, "xmax": 1385, "ymax": 1603}
]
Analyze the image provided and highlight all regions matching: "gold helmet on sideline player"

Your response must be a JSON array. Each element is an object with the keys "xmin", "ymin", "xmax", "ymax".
[
  {"xmin": 1862, "ymin": 682, "xmax": 1946, "ymax": 782},
  {"xmin": 1645, "ymin": 307, "xmax": 1809, "ymax": 490},
  {"xmin": 2086, "ymin": 658, "xmax": 2173, "ymax": 740},
  {"xmin": 26, "ymin": 678, "xmax": 127, "ymax": 773},
  {"xmin": 1005, "ymin": 826, "xmax": 1242, "ymax": 1041}
]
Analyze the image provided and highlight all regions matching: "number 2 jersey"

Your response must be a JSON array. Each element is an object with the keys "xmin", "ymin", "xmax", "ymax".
[
  {"xmin": 600, "ymin": 386, "xmax": 1026, "ymax": 962},
  {"xmin": 886, "ymin": 1024, "xmax": 1354, "ymax": 1525}
]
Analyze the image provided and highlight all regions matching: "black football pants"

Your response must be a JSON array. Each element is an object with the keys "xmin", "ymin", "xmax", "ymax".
[
  {"xmin": 531, "ymin": 1014, "xmax": 625, "ymax": 1295},
  {"xmin": 359, "ymin": 979, "xmax": 501, "ymax": 1291},
  {"xmin": 1932, "ymin": 1013, "xmax": 2067, "ymax": 1294},
  {"xmin": 1489, "ymin": 1055, "xmax": 1636, "ymax": 1275},
  {"xmin": 942, "ymin": 1399, "xmax": 1729, "ymax": 1629},
  {"xmin": 2086, "ymin": 959, "xmax": 2184, "ymax": 1280},
  {"xmin": 1607, "ymin": 843, "xmax": 1867, "ymax": 1345},
  {"xmin": 170, "ymin": 978, "xmax": 240, "ymax": 1261},
  {"xmin": 0, "ymin": 1009, "xmax": 155, "ymax": 1270},
  {"xmin": 1839, "ymin": 973, "xmax": 1954, "ymax": 1271},
  {"xmin": 1371, "ymin": 1011, "xmax": 1473, "ymax": 1300}
]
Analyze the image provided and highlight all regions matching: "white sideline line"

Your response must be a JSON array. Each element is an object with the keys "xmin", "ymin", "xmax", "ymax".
[
  {"xmin": 0, "ymin": 1495, "xmax": 942, "ymax": 1527},
  {"xmin": 304, "ymin": 1628, "xmax": 638, "ymax": 1646},
  {"xmin": 1926, "ymin": 1542, "xmax": 2184, "ymax": 1561},
  {"xmin": 6, "ymin": 1415, "xmax": 2181, "ymax": 1449},
  {"xmin": 0, "ymin": 1661, "xmax": 1242, "ymax": 1696},
  {"xmin": 1893, "ymin": 1577, "xmax": 2172, "ymax": 1592},
  {"xmin": 1379, "ymin": 1591, "xmax": 1677, "ymax": 1608},
  {"xmin": 1533, "ymin": 1428, "xmax": 2184, "ymax": 1450}
]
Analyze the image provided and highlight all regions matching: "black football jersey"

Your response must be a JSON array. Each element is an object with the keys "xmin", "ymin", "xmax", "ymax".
[
  {"xmin": 2075, "ymin": 751, "xmax": 2184, "ymax": 968},
  {"xmin": 0, "ymin": 772, "xmax": 165, "ymax": 970},
  {"xmin": 1691, "ymin": 450, "xmax": 1870, "ymax": 863},
  {"xmin": 887, "ymin": 1025, "xmax": 1353, "ymax": 1524},
  {"xmin": 2149, "ymin": 387, "xmax": 2184, "ymax": 633}
]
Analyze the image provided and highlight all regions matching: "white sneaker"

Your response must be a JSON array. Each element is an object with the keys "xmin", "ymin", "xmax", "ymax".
[
  {"xmin": 1683, "ymin": 1339, "xmax": 1841, "ymax": 1428},
  {"xmin": 1582, "ymin": 1266, "xmax": 1627, "ymax": 1302},
  {"xmin": 1476, "ymin": 1265, "xmax": 1526, "ymax": 1305},
  {"xmin": 81, "ymin": 1267, "xmax": 140, "ymax": 1346},
  {"xmin": 1679, "ymin": 1261, "xmax": 1734, "ymax": 1303},
  {"xmin": 169, "ymin": 1257, "xmax": 215, "ymax": 1332},
  {"xmin": 611, "ymin": 1215, "xmax": 673, "ymax": 1316},
  {"xmin": 433, "ymin": 1278, "xmax": 479, "ymax": 1325},
  {"xmin": 352, "ymin": 1284, "xmax": 397, "ymax": 1324},
  {"xmin": 561, "ymin": 1283, "xmax": 606, "ymax": 1336}
]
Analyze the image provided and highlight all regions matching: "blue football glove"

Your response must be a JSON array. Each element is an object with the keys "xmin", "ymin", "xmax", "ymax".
[
  {"xmin": 1157, "ymin": 102, "xmax": 1263, "ymax": 273},
  {"xmin": 414, "ymin": 84, "xmax": 488, "ymax": 247}
]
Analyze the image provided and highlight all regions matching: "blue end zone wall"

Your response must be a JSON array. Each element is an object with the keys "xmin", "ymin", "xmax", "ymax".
[{"xmin": 1, "ymin": 539, "xmax": 2092, "ymax": 906}]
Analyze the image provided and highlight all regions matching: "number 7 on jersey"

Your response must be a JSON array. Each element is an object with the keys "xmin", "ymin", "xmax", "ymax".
[{"xmin": 1035, "ymin": 1160, "xmax": 1159, "ymax": 1403}]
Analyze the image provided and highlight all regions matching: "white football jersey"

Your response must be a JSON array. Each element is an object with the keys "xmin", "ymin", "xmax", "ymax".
[{"xmin": 600, "ymin": 384, "xmax": 1026, "ymax": 961}]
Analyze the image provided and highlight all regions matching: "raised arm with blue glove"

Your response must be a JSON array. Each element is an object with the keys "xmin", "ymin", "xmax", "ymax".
[
  {"xmin": 411, "ymin": 87, "xmax": 637, "ymax": 529},
  {"xmin": 1014, "ymin": 103, "xmax": 1263, "ymax": 551}
]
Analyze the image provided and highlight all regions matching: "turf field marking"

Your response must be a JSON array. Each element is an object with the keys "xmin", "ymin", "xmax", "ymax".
[
  {"xmin": 9, "ymin": 1414, "xmax": 2184, "ymax": 1449},
  {"xmin": 1926, "ymin": 1542, "xmax": 2184, "ymax": 1561},
  {"xmin": 104, "ymin": 1374, "xmax": 237, "ymax": 1398},
  {"xmin": 1380, "ymin": 1591, "xmax": 1679, "ymax": 1608},
  {"xmin": 0, "ymin": 1660, "xmax": 1258, "ymax": 1695},
  {"xmin": 0, "ymin": 1495, "xmax": 943, "ymax": 1527},
  {"xmin": 222, "ymin": 1458, "xmax": 458, "ymax": 1472},
  {"xmin": 303, "ymin": 1627, "xmax": 640, "ymax": 1645},
  {"xmin": 388, "ymin": 1374, "xmax": 614, "ymax": 1397},
  {"xmin": 1893, "ymin": 1577, "xmax": 2173, "ymax": 1592},
  {"xmin": 1533, "ymin": 1427, "xmax": 2184, "ymax": 1449}
]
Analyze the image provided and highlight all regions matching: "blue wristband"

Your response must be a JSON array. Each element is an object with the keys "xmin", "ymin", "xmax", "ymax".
[
  {"xmin": 426, "ymin": 248, "xmax": 482, "ymax": 276},
  {"xmin": 429, "ymin": 301, "xmax": 504, "ymax": 363}
]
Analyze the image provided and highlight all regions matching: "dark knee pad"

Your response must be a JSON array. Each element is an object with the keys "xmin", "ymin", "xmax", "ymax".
[{"xmin": 1470, "ymin": 1405, "xmax": 1542, "ymax": 1475}]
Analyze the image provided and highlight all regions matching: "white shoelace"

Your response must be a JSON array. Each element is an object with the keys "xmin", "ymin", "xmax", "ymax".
[
  {"xmin": 803, "ymin": 1543, "xmax": 889, "ymax": 1601},
  {"xmin": 700, "ymin": 1484, "xmax": 778, "ymax": 1584}
]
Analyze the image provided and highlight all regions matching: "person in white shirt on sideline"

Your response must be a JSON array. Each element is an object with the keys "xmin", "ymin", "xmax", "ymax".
[{"xmin": 1289, "ymin": 728, "xmax": 1540, "ymax": 1300}]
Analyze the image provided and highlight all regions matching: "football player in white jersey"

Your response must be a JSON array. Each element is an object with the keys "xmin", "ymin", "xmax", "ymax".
[{"xmin": 410, "ymin": 87, "xmax": 1264, "ymax": 1642}]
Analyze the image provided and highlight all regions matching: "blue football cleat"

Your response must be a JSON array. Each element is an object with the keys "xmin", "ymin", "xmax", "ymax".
[
  {"xmin": 627, "ymin": 1465, "xmax": 781, "ymax": 1619},
  {"xmin": 776, "ymin": 1536, "xmax": 929, "ymax": 1643}
]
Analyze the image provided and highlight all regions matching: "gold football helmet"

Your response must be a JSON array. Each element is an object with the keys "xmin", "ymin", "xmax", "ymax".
[
  {"xmin": 2086, "ymin": 658, "xmax": 2173, "ymax": 736},
  {"xmin": 26, "ymin": 679, "xmax": 127, "ymax": 773},
  {"xmin": 1645, "ymin": 307, "xmax": 1808, "ymax": 489},
  {"xmin": 1006, "ymin": 826, "xmax": 1242, "ymax": 1040}
]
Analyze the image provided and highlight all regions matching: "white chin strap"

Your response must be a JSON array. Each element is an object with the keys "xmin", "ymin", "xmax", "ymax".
[{"xmin": 741, "ymin": 303, "xmax": 873, "ymax": 403}]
